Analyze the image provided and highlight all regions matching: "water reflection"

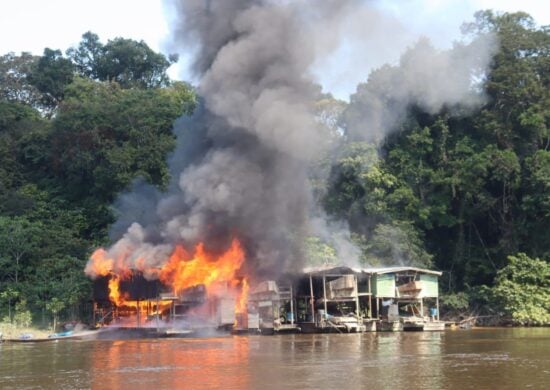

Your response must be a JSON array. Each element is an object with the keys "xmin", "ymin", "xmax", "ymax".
[
  {"xmin": 232, "ymin": 332, "xmax": 446, "ymax": 389},
  {"xmin": 0, "ymin": 329, "xmax": 548, "ymax": 389},
  {"xmin": 90, "ymin": 337, "xmax": 250, "ymax": 389},
  {"xmin": 441, "ymin": 328, "xmax": 550, "ymax": 389}
]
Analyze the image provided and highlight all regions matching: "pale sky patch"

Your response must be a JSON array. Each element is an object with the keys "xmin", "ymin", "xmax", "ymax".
[{"xmin": 0, "ymin": 0, "xmax": 548, "ymax": 100}]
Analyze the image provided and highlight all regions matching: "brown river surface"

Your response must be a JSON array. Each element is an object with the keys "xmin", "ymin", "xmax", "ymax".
[{"xmin": 1, "ymin": 328, "xmax": 549, "ymax": 389}]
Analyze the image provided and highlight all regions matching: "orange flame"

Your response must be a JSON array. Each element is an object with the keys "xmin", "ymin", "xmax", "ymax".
[
  {"xmin": 88, "ymin": 239, "xmax": 246, "ymax": 308},
  {"xmin": 159, "ymin": 239, "xmax": 245, "ymax": 294},
  {"xmin": 235, "ymin": 278, "xmax": 249, "ymax": 314},
  {"xmin": 108, "ymin": 274, "xmax": 125, "ymax": 306},
  {"xmin": 87, "ymin": 248, "xmax": 113, "ymax": 277}
]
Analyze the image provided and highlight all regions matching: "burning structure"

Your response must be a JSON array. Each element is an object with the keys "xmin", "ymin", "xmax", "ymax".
[
  {"xmin": 84, "ymin": 0, "xmax": 350, "ymax": 336},
  {"xmin": 88, "ymin": 239, "xmax": 249, "ymax": 332},
  {"xmin": 84, "ymin": 0, "xmax": 492, "ymax": 336},
  {"xmin": 89, "ymin": 263, "xmax": 444, "ymax": 334}
]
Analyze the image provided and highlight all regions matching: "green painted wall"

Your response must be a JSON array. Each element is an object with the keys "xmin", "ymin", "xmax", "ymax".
[
  {"xmin": 419, "ymin": 274, "xmax": 439, "ymax": 297},
  {"xmin": 373, "ymin": 274, "xmax": 395, "ymax": 297}
]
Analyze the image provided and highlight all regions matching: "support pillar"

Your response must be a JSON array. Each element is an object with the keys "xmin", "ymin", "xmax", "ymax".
[
  {"xmin": 290, "ymin": 284, "xmax": 294, "ymax": 325},
  {"xmin": 309, "ymin": 275, "xmax": 315, "ymax": 323},
  {"xmin": 368, "ymin": 276, "xmax": 372, "ymax": 319},
  {"xmin": 322, "ymin": 275, "xmax": 328, "ymax": 324}
]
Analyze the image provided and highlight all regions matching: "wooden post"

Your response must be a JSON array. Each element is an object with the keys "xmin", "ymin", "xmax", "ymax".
[
  {"xmin": 92, "ymin": 302, "xmax": 96, "ymax": 326},
  {"xmin": 368, "ymin": 275, "xmax": 372, "ymax": 319},
  {"xmin": 322, "ymin": 274, "xmax": 328, "ymax": 324},
  {"xmin": 420, "ymin": 298, "xmax": 423, "ymax": 319},
  {"xmin": 354, "ymin": 275, "xmax": 361, "ymax": 321},
  {"xmin": 137, "ymin": 299, "xmax": 141, "ymax": 328},
  {"xmin": 290, "ymin": 284, "xmax": 294, "ymax": 325},
  {"xmin": 171, "ymin": 301, "xmax": 175, "ymax": 322},
  {"xmin": 309, "ymin": 275, "xmax": 315, "ymax": 323},
  {"xmin": 156, "ymin": 296, "xmax": 160, "ymax": 332},
  {"xmin": 436, "ymin": 297, "xmax": 440, "ymax": 321}
]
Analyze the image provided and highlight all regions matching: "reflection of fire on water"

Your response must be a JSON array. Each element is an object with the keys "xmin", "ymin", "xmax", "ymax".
[
  {"xmin": 87, "ymin": 239, "xmax": 250, "ymax": 330},
  {"xmin": 90, "ymin": 337, "xmax": 250, "ymax": 389}
]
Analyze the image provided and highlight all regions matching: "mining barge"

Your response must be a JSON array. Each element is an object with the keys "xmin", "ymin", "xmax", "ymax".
[{"xmin": 92, "ymin": 266, "xmax": 445, "ymax": 336}]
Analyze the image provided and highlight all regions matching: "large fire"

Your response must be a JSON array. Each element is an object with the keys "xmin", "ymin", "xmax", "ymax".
[
  {"xmin": 159, "ymin": 240, "xmax": 245, "ymax": 294},
  {"xmin": 87, "ymin": 239, "xmax": 248, "ymax": 326}
]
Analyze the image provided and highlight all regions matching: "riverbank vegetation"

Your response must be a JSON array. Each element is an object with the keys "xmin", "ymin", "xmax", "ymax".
[{"xmin": 0, "ymin": 11, "xmax": 548, "ymax": 328}]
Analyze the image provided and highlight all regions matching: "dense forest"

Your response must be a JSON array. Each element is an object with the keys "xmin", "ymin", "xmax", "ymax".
[{"xmin": 0, "ymin": 11, "xmax": 548, "ymax": 328}]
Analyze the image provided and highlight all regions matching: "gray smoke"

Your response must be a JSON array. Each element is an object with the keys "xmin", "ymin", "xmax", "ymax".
[
  {"xmin": 95, "ymin": 0, "xmax": 360, "ymax": 279},
  {"xmin": 343, "ymin": 34, "xmax": 497, "ymax": 143},
  {"xmin": 87, "ymin": 1, "xmax": 497, "ymax": 280}
]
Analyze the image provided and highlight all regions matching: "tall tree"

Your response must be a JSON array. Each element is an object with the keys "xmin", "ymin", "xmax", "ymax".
[
  {"xmin": 0, "ymin": 216, "xmax": 42, "ymax": 285},
  {"xmin": 0, "ymin": 52, "xmax": 42, "ymax": 107},
  {"xmin": 65, "ymin": 31, "xmax": 103, "ymax": 80},
  {"xmin": 67, "ymin": 32, "xmax": 177, "ymax": 88},
  {"xmin": 27, "ymin": 48, "xmax": 74, "ymax": 114}
]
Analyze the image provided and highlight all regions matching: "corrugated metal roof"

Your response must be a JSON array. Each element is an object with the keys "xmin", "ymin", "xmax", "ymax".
[
  {"xmin": 364, "ymin": 266, "xmax": 442, "ymax": 276},
  {"xmin": 302, "ymin": 265, "xmax": 442, "ymax": 276}
]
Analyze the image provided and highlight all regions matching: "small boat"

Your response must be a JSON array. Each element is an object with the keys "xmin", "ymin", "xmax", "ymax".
[
  {"xmin": 5, "ymin": 334, "xmax": 54, "ymax": 343},
  {"xmin": 4, "ymin": 330, "xmax": 99, "ymax": 343}
]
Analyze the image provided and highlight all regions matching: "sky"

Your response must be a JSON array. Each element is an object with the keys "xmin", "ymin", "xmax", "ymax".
[{"xmin": 0, "ymin": 0, "xmax": 548, "ymax": 101}]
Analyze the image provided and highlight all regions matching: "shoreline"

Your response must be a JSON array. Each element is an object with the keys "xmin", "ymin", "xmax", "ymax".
[{"xmin": 0, "ymin": 324, "xmax": 51, "ymax": 340}]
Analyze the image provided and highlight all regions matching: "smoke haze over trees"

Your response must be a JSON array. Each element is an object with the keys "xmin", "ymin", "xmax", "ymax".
[{"xmin": 0, "ymin": 5, "xmax": 548, "ymax": 325}]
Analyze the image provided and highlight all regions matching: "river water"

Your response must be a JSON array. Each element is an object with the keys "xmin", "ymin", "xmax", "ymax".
[{"xmin": 1, "ymin": 328, "xmax": 548, "ymax": 389}]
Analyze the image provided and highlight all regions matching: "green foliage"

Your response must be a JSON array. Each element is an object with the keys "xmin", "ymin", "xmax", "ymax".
[
  {"xmin": 522, "ymin": 150, "xmax": 550, "ymax": 258},
  {"xmin": 67, "ymin": 31, "xmax": 177, "ymax": 88},
  {"xmin": 65, "ymin": 32, "xmax": 103, "ymax": 79},
  {"xmin": 47, "ymin": 77, "xmax": 194, "ymax": 203},
  {"xmin": 366, "ymin": 221, "xmax": 433, "ymax": 268},
  {"xmin": 0, "ymin": 31, "xmax": 195, "ymax": 321},
  {"xmin": 492, "ymin": 253, "xmax": 550, "ymax": 325},
  {"xmin": 0, "ymin": 287, "xmax": 19, "ymax": 322},
  {"xmin": 323, "ymin": 10, "xmax": 550, "ymax": 302},
  {"xmin": 46, "ymin": 297, "xmax": 66, "ymax": 331},
  {"xmin": 439, "ymin": 292, "xmax": 470, "ymax": 312},
  {"xmin": 28, "ymin": 48, "xmax": 74, "ymax": 114},
  {"xmin": 323, "ymin": 141, "xmax": 433, "ymax": 268},
  {"xmin": 13, "ymin": 299, "xmax": 32, "ymax": 328},
  {"xmin": 0, "ymin": 100, "xmax": 44, "ymax": 198},
  {"xmin": 0, "ymin": 100, "xmax": 41, "ymax": 132},
  {"xmin": 46, "ymin": 297, "xmax": 65, "ymax": 315},
  {"xmin": 0, "ymin": 52, "xmax": 42, "ymax": 107},
  {"xmin": 304, "ymin": 237, "xmax": 338, "ymax": 267},
  {"xmin": 324, "ymin": 141, "xmax": 400, "ymax": 227},
  {"xmin": 0, "ymin": 215, "xmax": 43, "ymax": 284}
]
